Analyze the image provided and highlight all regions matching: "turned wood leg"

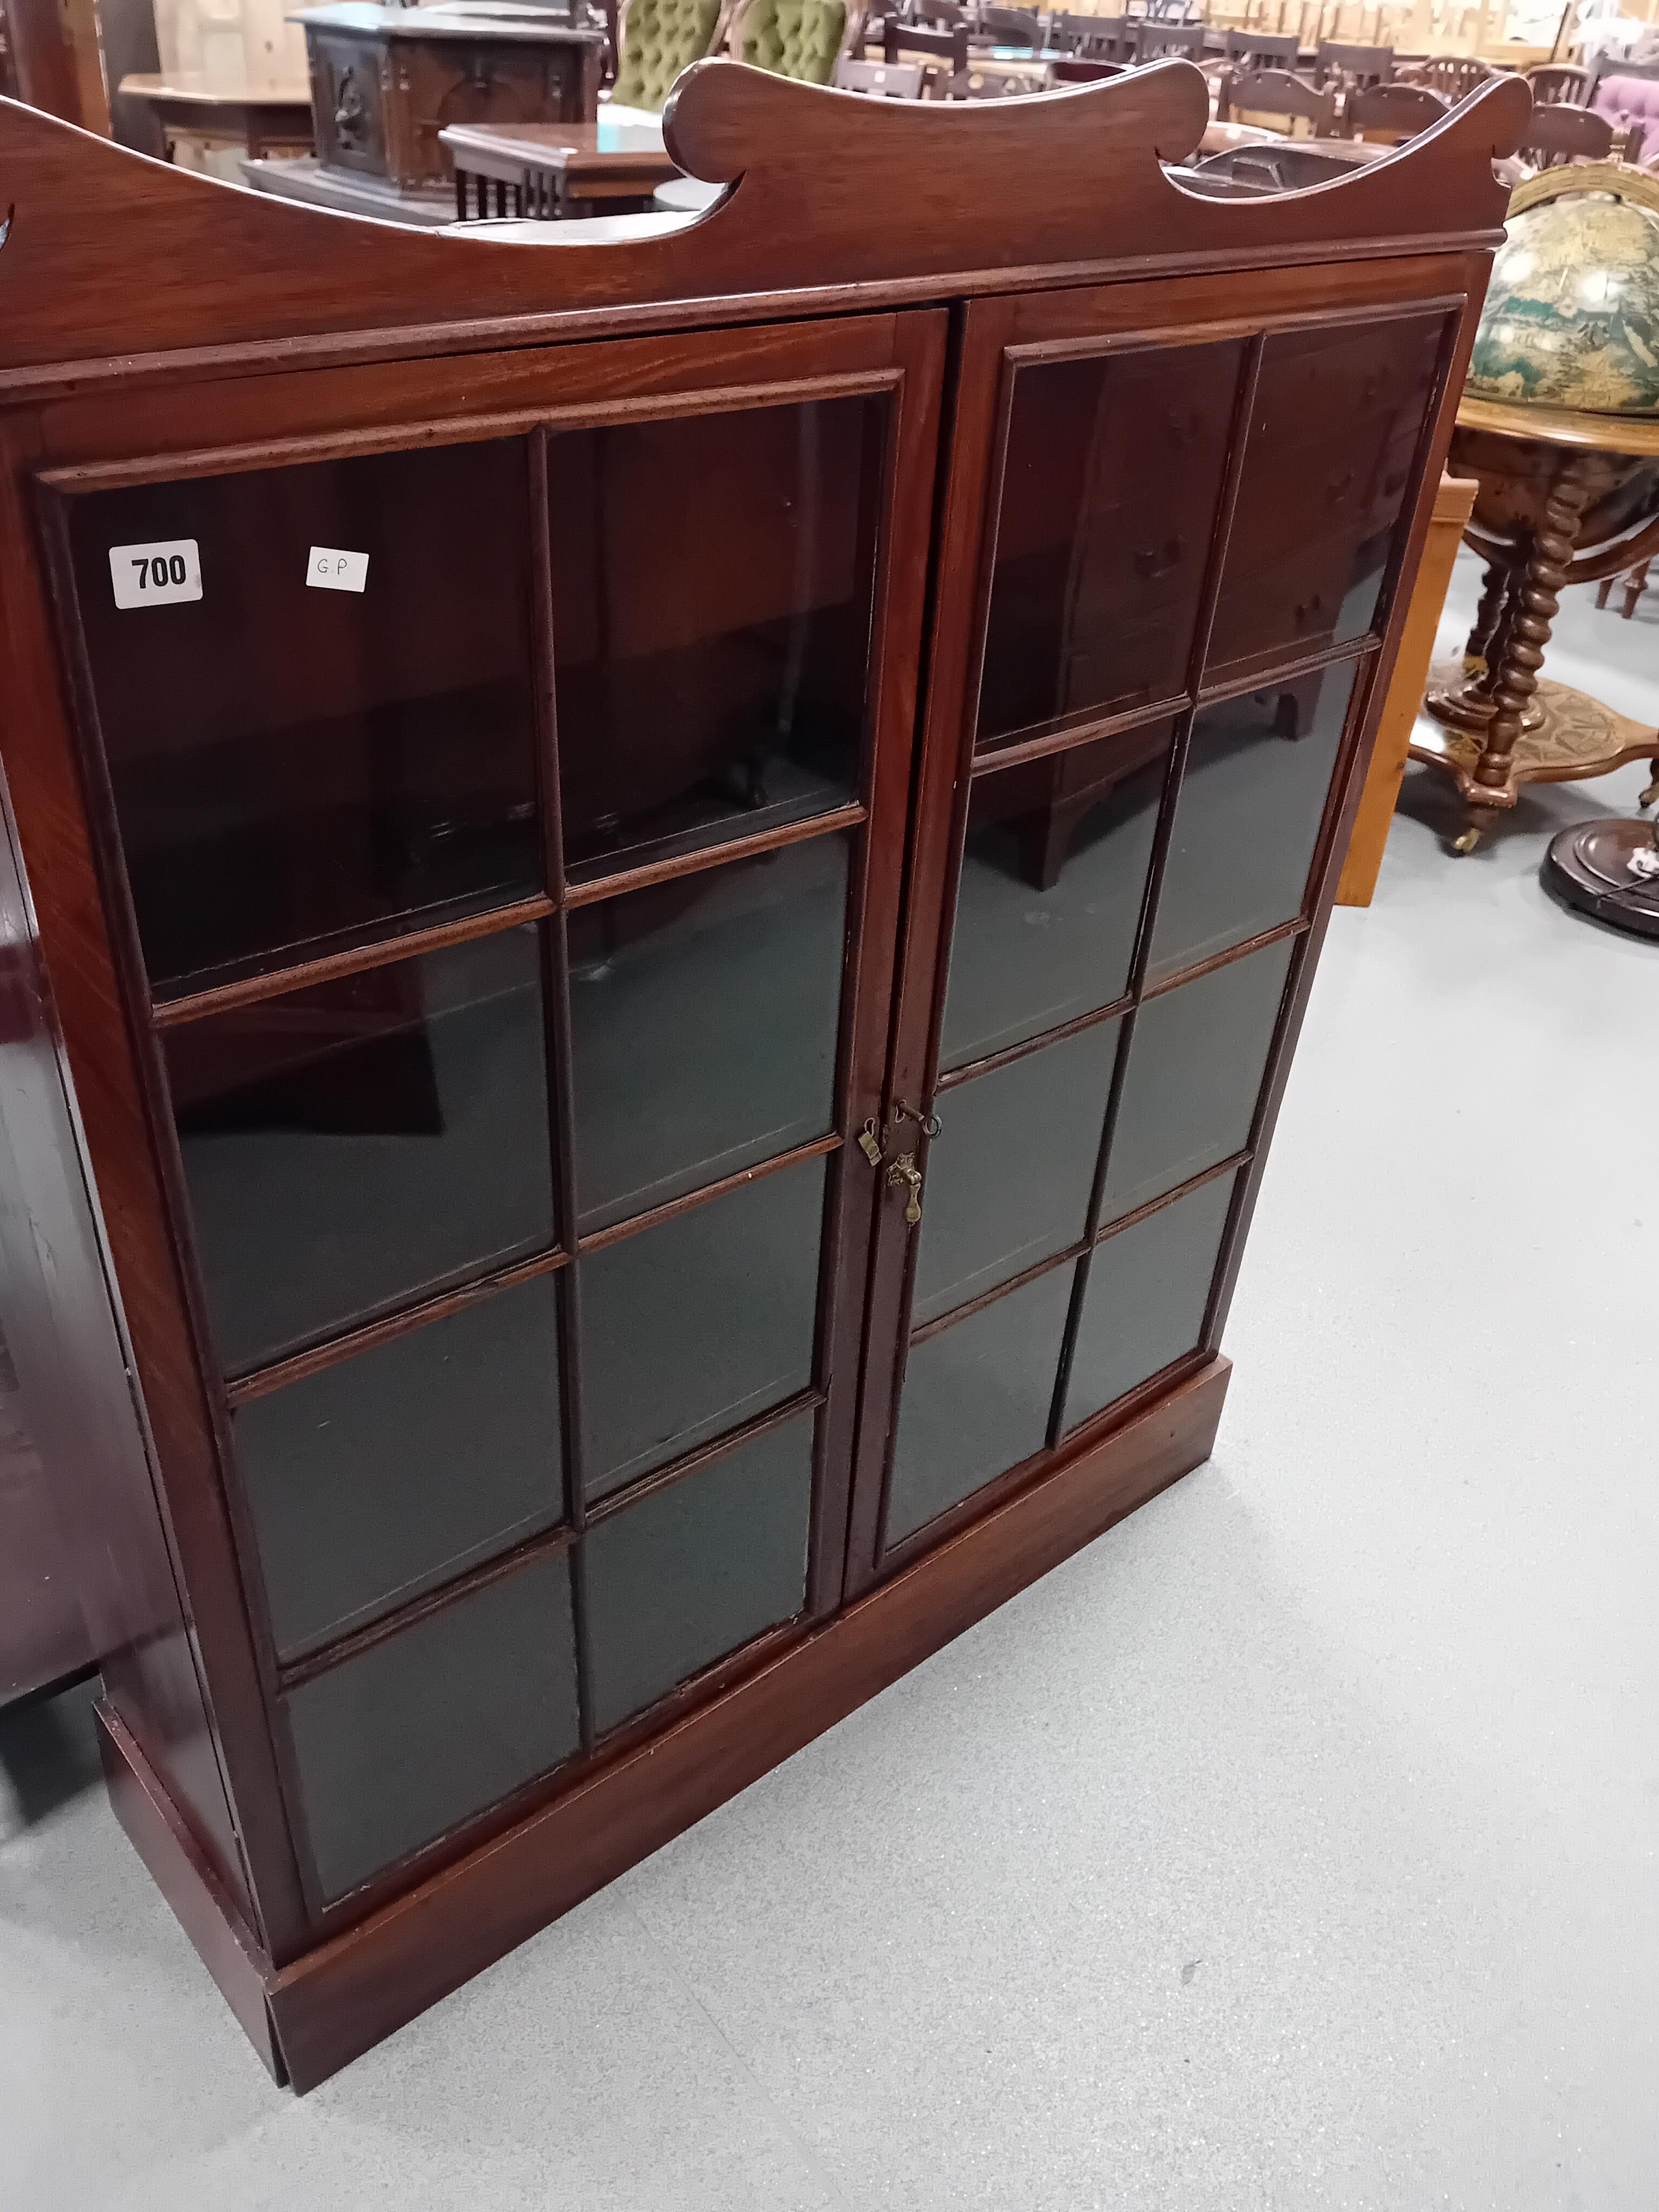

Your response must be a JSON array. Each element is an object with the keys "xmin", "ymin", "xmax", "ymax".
[
  {"xmin": 1455, "ymin": 453, "xmax": 1594, "ymax": 852},
  {"xmin": 1429, "ymin": 562, "xmax": 1525, "ymax": 735},
  {"xmin": 1622, "ymin": 557, "xmax": 1651, "ymax": 621},
  {"xmin": 1474, "ymin": 570, "xmax": 1520, "ymax": 703},
  {"xmin": 1597, "ymin": 574, "xmax": 1615, "ymax": 610},
  {"xmin": 1465, "ymin": 558, "xmax": 1509, "ymax": 670}
]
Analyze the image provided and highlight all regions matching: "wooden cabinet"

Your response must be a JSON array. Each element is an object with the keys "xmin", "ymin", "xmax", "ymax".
[
  {"xmin": 0, "ymin": 60, "xmax": 1527, "ymax": 2087},
  {"xmin": 296, "ymin": 3, "xmax": 604, "ymax": 190},
  {"xmin": 242, "ymin": 1, "xmax": 606, "ymax": 222}
]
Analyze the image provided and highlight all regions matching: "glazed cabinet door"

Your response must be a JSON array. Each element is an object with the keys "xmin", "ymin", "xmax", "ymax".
[
  {"xmin": 845, "ymin": 261, "xmax": 1472, "ymax": 1589},
  {"xmin": 38, "ymin": 310, "xmax": 943, "ymax": 1933}
]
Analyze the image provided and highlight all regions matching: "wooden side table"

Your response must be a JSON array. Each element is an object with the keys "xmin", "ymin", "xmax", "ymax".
[
  {"xmin": 117, "ymin": 73, "xmax": 314, "ymax": 162},
  {"xmin": 440, "ymin": 118, "xmax": 678, "ymax": 218},
  {"xmin": 1337, "ymin": 468, "xmax": 1477, "ymax": 905}
]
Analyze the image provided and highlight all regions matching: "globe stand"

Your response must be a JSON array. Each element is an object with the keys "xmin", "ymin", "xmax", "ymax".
[
  {"xmin": 1542, "ymin": 815, "xmax": 1659, "ymax": 939},
  {"xmin": 1414, "ymin": 407, "xmax": 1659, "ymax": 852}
]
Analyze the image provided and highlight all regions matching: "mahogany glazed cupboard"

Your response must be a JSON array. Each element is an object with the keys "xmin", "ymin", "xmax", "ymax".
[{"xmin": 0, "ymin": 63, "xmax": 1527, "ymax": 2085}]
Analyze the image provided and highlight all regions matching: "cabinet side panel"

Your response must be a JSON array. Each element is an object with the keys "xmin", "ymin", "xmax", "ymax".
[
  {"xmin": 0, "ymin": 1313, "xmax": 89, "ymax": 1701},
  {"xmin": 0, "ymin": 757, "xmax": 250, "ymax": 1912}
]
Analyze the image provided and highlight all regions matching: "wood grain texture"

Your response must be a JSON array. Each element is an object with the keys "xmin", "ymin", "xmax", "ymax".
[
  {"xmin": 0, "ymin": 66, "xmax": 1527, "ymax": 375},
  {"xmin": 1338, "ymin": 469, "xmax": 1476, "ymax": 905},
  {"xmin": 0, "ymin": 64, "xmax": 1514, "ymax": 2081}
]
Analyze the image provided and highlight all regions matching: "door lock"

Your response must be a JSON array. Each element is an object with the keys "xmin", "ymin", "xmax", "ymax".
[{"xmin": 887, "ymin": 1151, "xmax": 923, "ymax": 1228}]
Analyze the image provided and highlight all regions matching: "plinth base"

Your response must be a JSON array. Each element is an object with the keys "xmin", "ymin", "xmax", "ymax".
[
  {"xmin": 100, "ymin": 1358, "xmax": 1229, "ymax": 2091},
  {"xmin": 1542, "ymin": 816, "xmax": 1659, "ymax": 938}
]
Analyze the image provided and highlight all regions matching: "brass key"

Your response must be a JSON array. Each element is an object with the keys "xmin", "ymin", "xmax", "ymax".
[{"xmin": 887, "ymin": 1152, "xmax": 923, "ymax": 1227}]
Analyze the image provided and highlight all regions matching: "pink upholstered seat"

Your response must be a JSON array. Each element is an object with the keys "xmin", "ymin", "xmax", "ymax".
[{"xmin": 1591, "ymin": 72, "xmax": 1659, "ymax": 164}]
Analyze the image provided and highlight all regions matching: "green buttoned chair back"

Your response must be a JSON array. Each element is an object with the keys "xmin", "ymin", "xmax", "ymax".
[
  {"xmin": 738, "ymin": 0, "xmax": 847, "ymax": 84},
  {"xmin": 612, "ymin": 0, "xmax": 725, "ymax": 111}
]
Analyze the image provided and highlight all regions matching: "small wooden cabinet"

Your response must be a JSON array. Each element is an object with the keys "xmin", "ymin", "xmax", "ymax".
[
  {"xmin": 246, "ymin": 1, "xmax": 606, "ymax": 221},
  {"xmin": 0, "ymin": 61, "xmax": 1526, "ymax": 2086}
]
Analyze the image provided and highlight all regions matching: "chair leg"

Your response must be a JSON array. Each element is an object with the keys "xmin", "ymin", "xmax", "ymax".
[
  {"xmin": 1622, "ymin": 558, "xmax": 1650, "ymax": 621},
  {"xmin": 1596, "ymin": 575, "xmax": 1615, "ymax": 610}
]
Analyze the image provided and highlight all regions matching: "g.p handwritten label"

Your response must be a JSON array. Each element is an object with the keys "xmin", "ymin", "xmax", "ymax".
[
  {"xmin": 307, "ymin": 546, "xmax": 370, "ymax": 594},
  {"xmin": 110, "ymin": 539, "xmax": 202, "ymax": 609}
]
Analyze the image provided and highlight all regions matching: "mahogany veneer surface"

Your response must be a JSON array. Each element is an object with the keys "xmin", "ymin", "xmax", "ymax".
[{"xmin": 0, "ymin": 63, "xmax": 1524, "ymax": 2084}]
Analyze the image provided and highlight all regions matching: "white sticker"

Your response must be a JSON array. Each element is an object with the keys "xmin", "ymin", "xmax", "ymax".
[
  {"xmin": 109, "ymin": 539, "xmax": 202, "ymax": 609},
  {"xmin": 307, "ymin": 546, "xmax": 370, "ymax": 594}
]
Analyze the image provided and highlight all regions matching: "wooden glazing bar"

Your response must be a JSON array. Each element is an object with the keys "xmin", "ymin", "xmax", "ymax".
[
  {"xmin": 277, "ymin": 1520, "xmax": 580, "ymax": 1691},
  {"xmin": 1191, "ymin": 631, "xmax": 1377, "ymax": 715},
  {"xmin": 933, "ymin": 992, "xmax": 1136, "ymax": 1095},
  {"xmin": 582, "ymin": 1386, "xmax": 828, "ymax": 1526},
  {"xmin": 1138, "ymin": 915, "xmax": 1310, "ymax": 1004},
  {"xmin": 907, "ymin": 1239, "xmax": 1087, "ymax": 1349},
  {"xmin": 1198, "ymin": 300, "xmax": 1475, "ymax": 1362},
  {"xmin": 224, "ymin": 1245, "xmax": 573, "ymax": 1407},
  {"xmin": 1045, "ymin": 333, "xmax": 1265, "ymax": 1448},
  {"xmin": 150, "ymin": 893, "xmax": 558, "ymax": 1030},
  {"xmin": 530, "ymin": 428, "xmax": 597, "ymax": 1753},
  {"xmin": 1094, "ymin": 1149, "xmax": 1253, "ymax": 1248},
  {"xmin": 562, "ymin": 802, "xmax": 867, "ymax": 911},
  {"xmin": 969, "ymin": 690, "xmax": 1194, "ymax": 775},
  {"xmin": 574, "ymin": 1133, "xmax": 844, "ymax": 1255}
]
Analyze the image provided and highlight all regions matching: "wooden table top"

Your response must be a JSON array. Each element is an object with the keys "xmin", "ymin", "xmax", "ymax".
[
  {"xmin": 290, "ymin": 3, "xmax": 606, "ymax": 43},
  {"xmin": 439, "ymin": 119, "xmax": 676, "ymax": 178},
  {"xmin": 1457, "ymin": 391, "xmax": 1659, "ymax": 457},
  {"xmin": 118, "ymin": 72, "xmax": 311, "ymax": 110}
]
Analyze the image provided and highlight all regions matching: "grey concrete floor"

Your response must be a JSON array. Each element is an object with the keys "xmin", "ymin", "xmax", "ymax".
[{"xmin": 3, "ymin": 556, "xmax": 1657, "ymax": 2210}]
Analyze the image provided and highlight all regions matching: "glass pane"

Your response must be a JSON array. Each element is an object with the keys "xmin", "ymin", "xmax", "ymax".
[
  {"xmin": 1148, "ymin": 660, "xmax": 1356, "ymax": 984},
  {"xmin": 236, "ymin": 1276, "xmax": 563, "ymax": 1663},
  {"xmin": 1207, "ymin": 313, "xmax": 1447, "ymax": 678},
  {"xmin": 1098, "ymin": 936, "xmax": 1294, "ymax": 1227},
  {"xmin": 1063, "ymin": 1171, "xmax": 1237, "ymax": 1435},
  {"xmin": 977, "ymin": 341, "xmax": 1244, "ymax": 746},
  {"xmin": 938, "ymin": 722, "xmax": 1173, "ymax": 1072},
  {"xmin": 569, "ymin": 835, "xmax": 847, "ymax": 1234},
  {"xmin": 912, "ymin": 1019, "xmax": 1118, "ymax": 1328},
  {"xmin": 286, "ymin": 1552, "xmax": 579, "ymax": 1901},
  {"xmin": 584, "ymin": 1413, "xmax": 813, "ymax": 1735},
  {"xmin": 549, "ymin": 396, "xmax": 884, "ymax": 882},
  {"xmin": 65, "ymin": 441, "xmax": 539, "ymax": 999},
  {"xmin": 886, "ymin": 1263, "xmax": 1074, "ymax": 1548},
  {"xmin": 580, "ymin": 1158, "xmax": 824, "ymax": 1501},
  {"xmin": 166, "ymin": 924, "xmax": 553, "ymax": 1374}
]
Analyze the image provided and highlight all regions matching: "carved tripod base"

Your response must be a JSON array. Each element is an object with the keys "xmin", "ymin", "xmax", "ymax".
[{"xmin": 1418, "ymin": 441, "xmax": 1659, "ymax": 851}]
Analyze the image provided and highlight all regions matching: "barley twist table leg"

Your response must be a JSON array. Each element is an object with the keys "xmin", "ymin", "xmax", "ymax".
[
  {"xmin": 1464, "ymin": 558, "xmax": 1509, "ymax": 674},
  {"xmin": 1454, "ymin": 453, "xmax": 1595, "ymax": 853}
]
